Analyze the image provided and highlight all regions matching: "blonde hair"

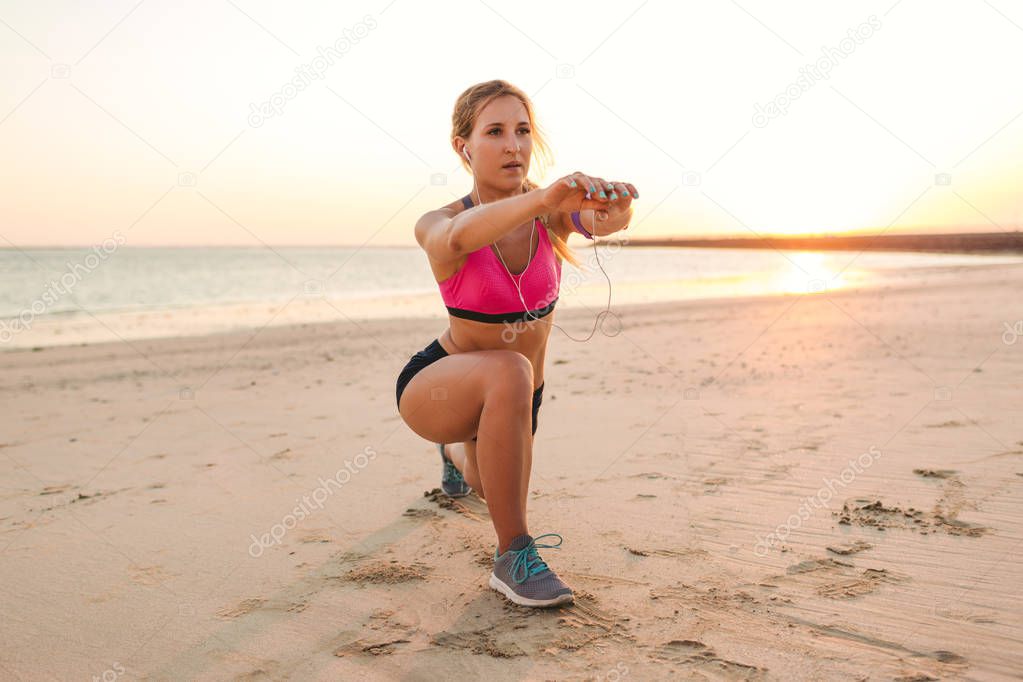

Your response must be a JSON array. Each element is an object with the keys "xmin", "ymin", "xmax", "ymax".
[{"xmin": 451, "ymin": 79, "xmax": 581, "ymax": 268}]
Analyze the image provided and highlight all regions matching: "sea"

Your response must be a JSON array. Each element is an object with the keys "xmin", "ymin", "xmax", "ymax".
[{"xmin": 1, "ymin": 245, "xmax": 1018, "ymax": 349}]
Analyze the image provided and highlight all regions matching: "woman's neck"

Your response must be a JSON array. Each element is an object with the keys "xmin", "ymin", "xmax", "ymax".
[{"xmin": 470, "ymin": 182, "xmax": 524, "ymax": 204}]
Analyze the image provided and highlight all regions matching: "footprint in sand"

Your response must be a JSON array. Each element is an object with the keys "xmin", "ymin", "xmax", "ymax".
[
  {"xmin": 334, "ymin": 637, "xmax": 411, "ymax": 657},
  {"xmin": 421, "ymin": 488, "xmax": 487, "ymax": 521},
  {"xmin": 786, "ymin": 558, "xmax": 853, "ymax": 574},
  {"xmin": 651, "ymin": 639, "xmax": 768, "ymax": 679},
  {"xmin": 333, "ymin": 609, "xmax": 420, "ymax": 658},
  {"xmin": 625, "ymin": 547, "xmax": 708, "ymax": 560},
  {"xmin": 336, "ymin": 561, "xmax": 429, "ymax": 585},
  {"xmin": 430, "ymin": 630, "xmax": 525, "ymax": 659},
  {"xmin": 128, "ymin": 565, "xmax": 173, "ymax": 587},
  {"xmin": 826, "ymin": 540, "xmax": 873, "ymax": 556},
  {"xmin": 216, "ymin": 598, "xmax": 267, "ymax": 619},
  {"xmin": 835, "ymin": 468, "xmax": 991, "ymax": 537},
  {"xmin": 650, "ymin": 583, "xmax": 759, "ymax": 610},
  {"xmin": 814, "ymin": 568, "xmax": 905, "ymax": 599},
  {"xmin": 426, "ymin": 590, "xmax": 631, "ymax": 659},
  {"xmin": 768, "ymin": 557, "xmax": 908, "ymax": 600},
  {"xmin": 931, "ymin": 476, "xmax": 990, "ymax": 536},
  {"xmin": 551, "ymin": 590, "xmax": 632, "ymax": 650},
  {"xmin": 297, "ymin": 529, "xmax": 332, "ymax": 544},
  {"xmin": 402, "ymin": 508, "xmax": 439, "ymax": 519}
]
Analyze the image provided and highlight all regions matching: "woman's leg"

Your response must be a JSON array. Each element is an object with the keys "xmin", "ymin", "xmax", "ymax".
[
  {"xmin": 399, "ymin": 349, "xmax": 535, "ymax": 554},
  {"xmin": 448, "ymin": 385, "xmax": 541, "ymax": 509}
]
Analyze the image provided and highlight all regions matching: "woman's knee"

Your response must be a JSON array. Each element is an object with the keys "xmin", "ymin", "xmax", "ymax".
[
  {"xmin": 395, "ymin": 349, "xmax": 533, "ymax": 444},
  {"xmin": 482, "ymin": 351, "xmax": 534, "ymax": 400}
]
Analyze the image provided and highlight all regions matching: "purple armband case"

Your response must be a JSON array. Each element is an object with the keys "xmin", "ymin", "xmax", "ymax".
[{"xmin": 570, "ymin": 211, "xmax": 594, "ymax": 239}]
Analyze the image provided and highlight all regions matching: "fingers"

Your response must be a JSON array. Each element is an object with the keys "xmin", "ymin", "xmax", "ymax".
[
  {"xmin": 572, "ymin": 173, "xmax": 640, "ymax": 202},
  {"xmin": 609, "ymin": 181, "xmax": 628, "ymax": 202},
  {"xmin": 590, "ymin": 176, "xmax": 613, "ymax": 201},
  {"xmin": 565, "ymin": 172, "xmax": 609, "ymax": 211},
  {"xmin": 603, "ymin": 180, "xmax": 638, "ymax": 202},
  {"xmin": 560, "ymin": 173, "xmax": 640, "ymax": 212},
  {"xmin": 570, "ymin": 172, "xmax": 610, "ymax": 204},
  {"xmin": 552, "ymin": 174, "xmax": 607, "ymax": 212}
]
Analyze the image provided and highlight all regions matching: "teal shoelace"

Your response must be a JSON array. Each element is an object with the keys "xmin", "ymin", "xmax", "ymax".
[
  {"xmin": 500, "ymin": 533, "xmax": 564, "ymax": 584},
  {"xmin": 442, "ymin": 455, "xmax": 465, "ymax": 483}
]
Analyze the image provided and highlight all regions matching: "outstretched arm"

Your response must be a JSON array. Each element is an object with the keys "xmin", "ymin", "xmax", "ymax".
[{"xmin": 568, "ymin": 181, "xmax": 638, "ymax": 238}]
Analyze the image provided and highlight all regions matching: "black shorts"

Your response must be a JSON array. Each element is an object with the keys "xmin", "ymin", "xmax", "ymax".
[{"xmin": 395, "ymin": 338, "xmax": 544, "ymax": 439}]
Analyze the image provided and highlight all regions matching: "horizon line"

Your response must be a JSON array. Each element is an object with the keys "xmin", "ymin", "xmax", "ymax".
[{"xmin": 2, "ymin": 228, "xmax": 1020, "ymax": 250}]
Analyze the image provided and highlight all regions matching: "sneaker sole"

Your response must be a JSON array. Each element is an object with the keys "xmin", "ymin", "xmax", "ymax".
[{"xmin": 488, "ymin": 573, "xmax": 574, "ymax": 608}]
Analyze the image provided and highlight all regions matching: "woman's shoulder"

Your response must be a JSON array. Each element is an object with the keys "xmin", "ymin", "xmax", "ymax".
[
  {"xmin": 415, "ymin": 196, "xmax": 473, "ymax": 248},
  {"xmin": 419, "ymin": 198, "xmax": 462, "ymax": 223},
  {"xmin": 440, "ymin": 195, "xmax": 472, "ymax": 216},
  {"xmin": 419, "ymin": 196, "xmax": 473, "ymax": 283}
]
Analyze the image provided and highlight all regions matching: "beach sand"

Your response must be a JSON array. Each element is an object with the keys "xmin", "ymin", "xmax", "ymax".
[{"xmin": 1, "ymin": 261, "xmax": 1021, "ymax": 680}]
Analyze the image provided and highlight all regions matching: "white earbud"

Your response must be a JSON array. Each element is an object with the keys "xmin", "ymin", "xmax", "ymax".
[{"xmin": 462, "ymin": 147, "xmax": 471, "ymax": 161}]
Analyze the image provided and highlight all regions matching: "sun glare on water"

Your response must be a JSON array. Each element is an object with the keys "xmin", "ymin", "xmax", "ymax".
[{"xmin": 773, "ymin": 252, "xmax": 850, "ymax": 295}]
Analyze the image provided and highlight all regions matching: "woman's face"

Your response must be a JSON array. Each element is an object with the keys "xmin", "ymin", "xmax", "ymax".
[{"xmin": 463, "ymin": 95, "xmax": 533, "ymax": 187}]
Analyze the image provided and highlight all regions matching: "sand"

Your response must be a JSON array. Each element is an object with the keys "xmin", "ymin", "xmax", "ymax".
[{"xmin": 1, "ymin": 261, "xmax": 1021, "ymax": 680}]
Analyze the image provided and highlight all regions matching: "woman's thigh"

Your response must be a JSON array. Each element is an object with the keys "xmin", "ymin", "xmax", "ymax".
[{"xmin": 398, "ymin": 349, "xmax": 533, "ymax": 445}]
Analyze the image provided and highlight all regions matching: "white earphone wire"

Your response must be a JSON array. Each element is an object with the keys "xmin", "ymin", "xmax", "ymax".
[{"xmin": 463, "ymin": 145, "xmax": 619, "ymax": 342}]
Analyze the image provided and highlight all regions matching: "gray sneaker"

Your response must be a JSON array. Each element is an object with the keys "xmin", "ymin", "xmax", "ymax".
[
  {"xmin": 488, "ymin": 533, "xmax": 574, "ymax": 607},
  {"xmin": 438, "ymin": 443, "xmax": 472, "ymax": 498}
]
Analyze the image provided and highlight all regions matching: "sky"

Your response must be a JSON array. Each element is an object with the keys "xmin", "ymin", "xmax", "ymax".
[{"xmin": 0, "ymin": 0, "xmax": 1021, "ymax": 247}]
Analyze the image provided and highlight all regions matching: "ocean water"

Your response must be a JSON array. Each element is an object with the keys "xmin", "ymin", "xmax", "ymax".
[{"xmin": 1, "ymin": 245, "xmax": 1018, "ymax": 349}]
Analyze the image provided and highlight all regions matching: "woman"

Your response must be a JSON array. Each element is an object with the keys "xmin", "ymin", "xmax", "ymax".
[{"xmin": 395, "ymin": 80, "xmax": 638, "ymax": 608}]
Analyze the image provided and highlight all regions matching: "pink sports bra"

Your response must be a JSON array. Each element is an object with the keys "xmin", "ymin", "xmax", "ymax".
[{"xmin": 437, "ymin": 194, "xmax": 562, "ymax": 324}]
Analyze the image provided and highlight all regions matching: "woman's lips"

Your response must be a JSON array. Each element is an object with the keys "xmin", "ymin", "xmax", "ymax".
[{"xmin": 502, "ymin": 164, "xmax": 522, "ymax": 171}]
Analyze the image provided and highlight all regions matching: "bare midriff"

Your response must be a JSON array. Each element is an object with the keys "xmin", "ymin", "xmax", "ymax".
[
  {"xmin": 430, "ymin": 197, "xmax": 561, "ymax": 392},
  {"xmin": 437, "ymin": 315, "xmax": 552, "ymax": 391}
]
